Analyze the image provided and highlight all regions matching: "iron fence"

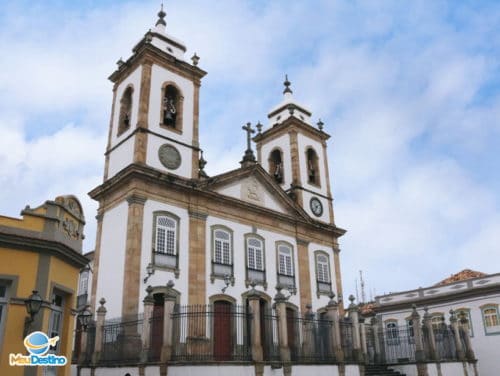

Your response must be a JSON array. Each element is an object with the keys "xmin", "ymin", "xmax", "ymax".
[
  {"xmin": 262, "ymin": 308, "xmax": 280, "ymax": 361},
  {"xmin": 339, "ymin": 319, "xmax": 354, "ymax": 362},
  {"xmin": 100, "ymin": 316, "xmax": 143, "ymax": 364},
  {"xmin": 433, "ymin": 326, "xmax": 457, "ymax": 361},
  {"xmin": 290, "ymin": 313, "xmax": 334, "ymax": 363},
  {"xmin": 379, "ymin": 324, "xmax": 416, "ymax": 363},
  {"xmin": 171, "ymin": 304, "xmax": 252, "ymax": 362}
]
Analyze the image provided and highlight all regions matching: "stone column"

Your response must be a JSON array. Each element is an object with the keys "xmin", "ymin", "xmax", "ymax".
[
  {"xmin": 458, "ymin": 312, "xmax": 476, "ymax": 361},
  {"xmin": 449, "ymin": 310, "xmax": 466, "ymax": 361},
  {"xmin": 141, "ymin": 286, "xmax": 154, "ymax": 362},
  {"xmin": 370, "ymin": 316, "xmax": 384, "ymax": 364},
  {"xmin": 161, "ymin": 281, "xmax": 177, "ymax": 362},
  {"xmin": 325, "ymin": 293, "xmax": 344, "ymax": 362},
  {"xmin": 347, "ymin": 295, "xmax": 363, "ymax": 362},
  {"xmin": 302, "ymin": 304, "xmax": 315, "ymax": 358},
  {"xmin": 275, "ymin": 288, "xmax": 290, "ymax": 362},
  {"xmin": 91, "ymin": 298, "xmax": 107, "ymax": 364},
  {"xmin": 122, "ymin": 194, "xmax": 147, "ymax": 318},
  {"xmin": 247, "ymin": 289, "xmax": 264, "ymax": 362},
  {"xmin": 359, "ymin": 317, "xmax": 368, "ymax": 363},
  {"xmin": 411, "ymin": 305, "xmax": 428, "ymax": 376},
  {"xmin": 422, "ymin": 307, "xmax": 437, "ymax": 361}
]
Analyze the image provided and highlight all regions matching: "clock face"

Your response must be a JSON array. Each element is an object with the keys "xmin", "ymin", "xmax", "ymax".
[
  {"xmin": 158, "ymin": 144, "xmax": 181, "ymax": 170},
  {"xmin": 310, "ymin": 197, "xmax": 323, "ymax": 217}
]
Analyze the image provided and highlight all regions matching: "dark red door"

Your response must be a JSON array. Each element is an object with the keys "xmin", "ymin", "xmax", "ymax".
[
  {"xmin": 151, "ymin": 296, "xmax": 164, "ymax": 361},
  {"xmin": 286, "ymin": 308, "xmax": 297, "ymax": 360},
  {"xmin": 214, "ymin": 301, "xmax": 232, "ymax": 360}
]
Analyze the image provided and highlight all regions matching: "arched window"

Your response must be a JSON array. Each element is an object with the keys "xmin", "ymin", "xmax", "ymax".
[
  {"xmin": 246, "ymin": 235, "xmax": 266, "ymax": 287},
  {"xmin": 269, "ymin": 149, "xmax": 284, "ymax": 184},
  {"xmin": 211, "ymin": 226, "xmax": 233, "ymax": 282},
  {"xmin": 481, "ymin": 305, "xmax": 500, "ymax": 334},
  {"xmin": 161, "ymin": 84, "xmax": 183, "ymax": 132},
  {"xmin": 277, "ymin": 242, "xmax": 295, "ymax": 289},
  {"xmin": 153, "ymin": 212, "xmax": 179, "ymax": 274},
  {"xmin": 118, "ymin": 86, "xmax": 133, "ymax": 136},
  {"xmin": 385, "ymin": 320, "xmax": 399, "ymax": 345},
  {"xmin": 306, "ymin": 147, "xmax": 320, "ymax": 186}
]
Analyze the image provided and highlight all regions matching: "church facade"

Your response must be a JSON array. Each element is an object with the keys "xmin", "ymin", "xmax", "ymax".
[{"xmin": 89, "ymin": 7, "xmax": 346, "ymax": 323}]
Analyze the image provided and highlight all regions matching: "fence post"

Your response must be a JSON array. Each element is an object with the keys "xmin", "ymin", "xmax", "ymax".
[
  {"xmin": 422, "ymin": 307, "xmax": 437, "ymax": 361},
  {"xmin": 274, "ymin": 287, "xmax": 290, "ymax": 362},
  {"xmin": 359, "ymin": 317, "xmax": 368, "ymax": 363},
  {"xmin": 303, "ymin": 304, "xmax": 315, "ymax": 358},
  {"xmin": 161, "ymin": 280, "xmax": 177, "ymax": 362},
  {"xmin": 141, "ymin": 286, "xmax": 154, "ymax": 362},
  {"xmin": 449, "ymin": 310, "xmax": 466, "ymax": 361},
  {"xmin": 411, "ymin": 305, "xmax": 428, "ymax": 376},
  {"xmin": 326, "ymin": 293, "xmax": 344, "ymax": 362},
  {"xmin": 91, "ymin": 298, "xmax": 106, "ymax": 364},
  {"xmin": 347, "ymin": 295, "xmax": 363, "ymax": 362},
  {"xmin": 247, "ymin": 287, "xmax": 263, "ymax": 361},
  {"xmin": 458, "ymin": 312, "xmax": 476, "ymax": 361},
  {"xmin": 370, "ymin": 316, "xmax": 384, "ymax": 364}
]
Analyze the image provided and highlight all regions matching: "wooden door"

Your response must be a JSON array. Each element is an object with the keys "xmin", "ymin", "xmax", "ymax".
[
  {"xmin": 214, "ymin": 301, "xmax": 232, "ymax": 360},
  {"xmin": 150, "ymin": 295, "xmax": 164, "ymax": 361}
]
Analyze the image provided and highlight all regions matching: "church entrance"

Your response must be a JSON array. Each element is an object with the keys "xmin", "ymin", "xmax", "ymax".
[
  {"xmin": 213, "ymin": 300, "xmax": 232, "ymax": 360},
  {"xmin": 150, "ymin": 293, "xmax": 164, "ymax": 360}
]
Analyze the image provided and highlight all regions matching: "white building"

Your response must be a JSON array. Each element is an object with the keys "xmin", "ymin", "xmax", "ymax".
[{"xmin": 373, "ymin": 269, "xmax": 500, "ymax": 376}]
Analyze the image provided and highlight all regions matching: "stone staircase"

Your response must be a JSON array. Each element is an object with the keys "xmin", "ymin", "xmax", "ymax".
[{"xmin": 365, "ymin": 364, "xmax": 406, "ymax": 376}]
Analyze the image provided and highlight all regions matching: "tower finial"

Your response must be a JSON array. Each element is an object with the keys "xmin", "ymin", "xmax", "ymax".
[
  {"xmin": 283, "ymin": 74, "xmax": 293, "ymax": 95},
  {"xmin": 156, "ymin": 3, "xmax": 167, "ymax": 28}
]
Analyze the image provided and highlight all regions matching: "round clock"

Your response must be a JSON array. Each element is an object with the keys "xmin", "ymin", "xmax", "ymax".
[
  {"xmin": 310, "ymin": 197, "xmax": 323, "ymax": 217},
  {"xmin": 158, "ymin": 144, "xmax": 181, "ymax": 170}
]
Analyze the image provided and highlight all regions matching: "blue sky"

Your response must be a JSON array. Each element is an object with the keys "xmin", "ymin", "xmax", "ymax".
[{"xmin": 0, "ymin": 0, "xmax": 499, "ymax": 301}]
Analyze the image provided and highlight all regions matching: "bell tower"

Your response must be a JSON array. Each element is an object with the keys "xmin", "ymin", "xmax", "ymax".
[
  {"xmin": 254, "ymin": 76, "xmax": 335, "ymax": 224},
  {"xmin": 103, "ymin": 6, "xmax": 206, "ymax": 181}
]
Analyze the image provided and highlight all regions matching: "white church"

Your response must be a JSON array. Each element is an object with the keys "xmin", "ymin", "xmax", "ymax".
[{"xmin": 76, "ymin": 6, "xmax": 480, "ymax": 376}]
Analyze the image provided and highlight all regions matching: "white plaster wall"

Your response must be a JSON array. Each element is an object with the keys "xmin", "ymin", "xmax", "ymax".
[
  {"xmin": 151, "ymin": 33, "xmax": 186, "ymax": 61},
  {"xmin": 377, "ymin": 292, "xmax": 500, "ymax": 376},
  {"xmin": 146, "ymin": 134, "xmax": 192, "ymax": 179},
  {"xmin": 138, "ymin": 199, "xmax": 190, "ymax": 306},
  {"xmin": 94, "ymin": 367, "xmax": 139, "ymax": 376},
  {"xmin": 205, "ymin": 216, "xmax": 300, "ymax": 310},
  {"xmin": 148, "ymin": 64, "xmax": 194, "ymax": 145},
  {"xmin": 344, "ymin": 365, "xmax": 361, "ymax": 376},
  {"xmin": 107, "ymin": 136, "xmax": 134, "ymax": 178},
  {"xmin": 110, "ymin": 66, "xmax": 142, "ymax": 145},
  {"xmin": 294, "ymin": 365, "xmax": 341, "ymax": 376},
  {"xmin": 259, "ymin": 133, "xmax": 292, "ymax": 189},
  {"xmin": 169, "ymin": 365, "xmax": 255, "ymax": 376},
  {"xmin": 297, "ymin": 134, "xmax": 328, "ymax": 195},
  {"xmin": 307, "ymin": 242, "xmax": 337, "ymax": 310},
  {"xmin": 95, "ymin": 202, "xmax": 129, "ymax": 318},
  {"xmin": 440, "ymin": 362, "xmax": 467, "ymax": 375},
  {"xmin": 391, "ymin": 364, "xmax": 418, "ymax": 376}
]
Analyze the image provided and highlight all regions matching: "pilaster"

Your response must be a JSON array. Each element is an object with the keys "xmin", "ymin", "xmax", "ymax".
[
  {"xmin": 296, "ymin": 238, "xmax": 312, "ymax": 313},
  {"xmin": 188, "ymin": 208, "xmax": 207, "ymax": 305}
]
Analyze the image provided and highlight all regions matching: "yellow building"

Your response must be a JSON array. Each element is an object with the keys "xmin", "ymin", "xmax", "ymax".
[{"xmin": 0, "ymin": 195, "xmax": 88, "ymax": 376}]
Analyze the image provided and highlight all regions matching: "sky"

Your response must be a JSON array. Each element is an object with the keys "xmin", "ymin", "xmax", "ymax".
[{"xmin": 0, "ymin": 0, "xmax": 499, "ymax": 301}]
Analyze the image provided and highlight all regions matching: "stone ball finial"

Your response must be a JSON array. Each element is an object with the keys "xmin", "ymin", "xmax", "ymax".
[
  {"xmin": 191, "ymin": 53, "xmax": 200, "ymax": 66},
  {"xmin": 99, "ymin": 297, "xmax": 106, "ymax": 307},
  {"xmin": 146, "ymin": 285, "xmax": 153, "ymax": 295},
  {"xmin": 348, "ymin": 294, "xmax": 355, "ymax": 303},
  {"xmin": 166, "ymin": 280, "xmax": 175, "ymax": 289}
]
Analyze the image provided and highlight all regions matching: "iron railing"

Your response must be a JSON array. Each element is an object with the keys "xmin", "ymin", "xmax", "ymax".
[
  {"xmin": 339, "ymin": 319, "xmax": 354, "ymax": 362},
  {"xmin": 290, "ymin": 313, "xmax": 334, "ymax": 363},
  {"xmin": 262, "ymin": 308, "xmax": 280, "ymax": 361},
  {"xmin": 171, "ymin": 304, "xmax": 252, "ymax": 362},
  {"xmin": 433, "ymin": 326, "xmax": 457, "ymax": 361},
  {"xmin": 100, "ymin": 316, "xmax": 143, "ymax": 364},
  {"xmin": 379, "ymin": 324, "xmax": 416, "ymax": 363}
]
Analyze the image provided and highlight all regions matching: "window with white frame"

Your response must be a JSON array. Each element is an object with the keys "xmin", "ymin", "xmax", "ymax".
[
  {"xmin": 211, "ymin": 226, "xmax": 233, "ymax": 281},
  {"xmin": 277, "ymin": 243, "xmax": 295, "ymax": 288},
  {"xmin": 482, "ymin": 305, "xmax": 500, "ymax": 334},
  {"xmin": 153, "ymin": 212, "xmax": 179, "ymax": 272},
  {"xmin": 315, "ymin": 252, "xmax": 332, "ymax": 296},
  {"xmin": 246, "ymin": 236, "xmax": 265, "ymax": 286},
  {"xmin": 385, "ymin": 321, "xmax": 399, "ymax": 345}
]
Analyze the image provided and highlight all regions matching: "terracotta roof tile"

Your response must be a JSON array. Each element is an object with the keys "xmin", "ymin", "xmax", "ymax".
[{"xmin": 435, "ymin": 269, "xmax": 487, "ymax": 286}]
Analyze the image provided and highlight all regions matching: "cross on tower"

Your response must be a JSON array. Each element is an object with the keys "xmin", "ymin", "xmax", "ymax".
[{"xmin": 240, "ymin": 122, "xmax": 256, "ymax": 166}]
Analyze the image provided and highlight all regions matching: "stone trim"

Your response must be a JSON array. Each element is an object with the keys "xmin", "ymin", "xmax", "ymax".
[
  {"xmin": 188, "ymin": 210, "xmax": 208, "ymax": 220},
  {"xmin": 90, "ymin": 216, "xmax": 104, "ymax": 312},
  {"xmin": 126, "ymin": 194, "xmax": 147, "ymax": 206},
  {"xmin": 253, "ymin": 116, "xmax": 330, "ymax": 145},
  {"xmin": 296, "ymin": 241, "xmax": 311, "ymax": 313},
  {"xmin": 121, "ymin": 196, "xmax": 146, "ymax": 317},
  {"xmin": 134, "ymin": 61, "xmax": 152, "ymax": 164},
  {"xmin": 188, "ymin": 213, "xmax": 206, "ymax": 305},
  {"xmin": 104, "ymin": 88, "xmax": 118, "ymax": 181},
  {"xmin": 288, "ymin": 130, "xmax": 303, "ymax": 207},
  {"xmin": 332, "ymin": 249, "xmax": 344, "ymax": 313},
  {"xmin": 321, "ymin": 141, "xmax": 335, "ymax": 224}
]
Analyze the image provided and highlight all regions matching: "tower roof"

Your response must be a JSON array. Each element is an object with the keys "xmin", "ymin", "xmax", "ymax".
[{"xmin": 267, "ymin": 75, "xmax": 313, "ymax": 127}]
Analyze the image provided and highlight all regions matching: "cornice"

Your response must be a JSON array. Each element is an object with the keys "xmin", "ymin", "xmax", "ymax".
[
  {"xmin": 253, "ymin": 116, "xmax": 330, "ymax": 144},
  {"xmin": 0, "ymin": 231, "xmax": 89, "ymax": 268}
]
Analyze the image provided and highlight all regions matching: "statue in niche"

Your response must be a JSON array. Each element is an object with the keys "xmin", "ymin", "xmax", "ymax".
[{"xmin": 162, "ymin": 95, "xmax": 177, "ymax": 127}]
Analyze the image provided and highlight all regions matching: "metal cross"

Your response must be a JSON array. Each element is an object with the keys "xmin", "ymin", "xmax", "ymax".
[{"xmin": 242, "ymin": 122, "xmax": 255, "ymax": 151}]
